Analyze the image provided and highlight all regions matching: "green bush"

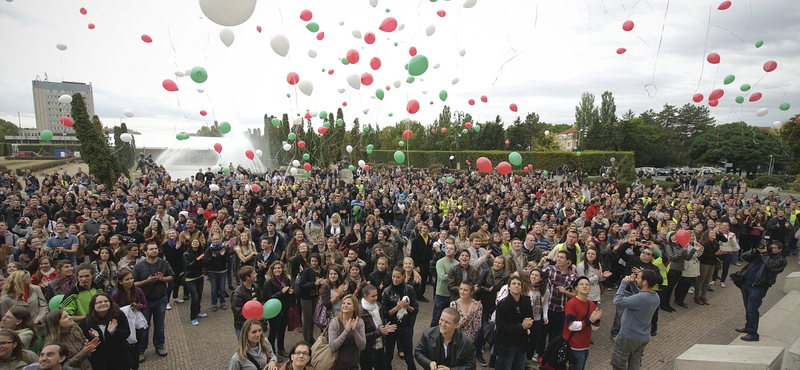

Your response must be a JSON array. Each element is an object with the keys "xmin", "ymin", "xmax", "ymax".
[{"xmin": 749, "ymin": 175, "xmax": 785, "ymax": 189}]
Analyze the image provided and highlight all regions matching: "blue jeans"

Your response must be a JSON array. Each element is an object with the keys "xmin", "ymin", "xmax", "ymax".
[
  {"xmin": 185, "ymin": 277, "xmax": 204, "ymax": 320},
  {"xmin": 235, "ymin": 328, "xmax": 241, "ymax": 338},
  {"xmin": 140, "ymin": 295, "xmax": 168, "ymax": 353},
  {"xmin": 385, "ymin": 328, "xmax": 415, "ymax": 370},
  {"xmin": 713, "ymin": 254, "xmax": 734, "ymax": 283},
  {"xmin": 496, "ymin": 345, "xmax": 526, "ymax": 370},
  {"xmin": 429, "ymin": 294, "xmax": 450, "ymax": 327},
  {"xmin": 572, "ymin": 349, "xmax": 588, "ymax": 370},
  {"xmin": 209, "ymin": 271, "xmax": 226, "ymax": 306},
  {"xmin": 268, "ymin": 311, "xmax": 288, "ymax": 352},
  {"xmin": 741, "ymin": 283, "xmax": 768, "ymax": 336}
]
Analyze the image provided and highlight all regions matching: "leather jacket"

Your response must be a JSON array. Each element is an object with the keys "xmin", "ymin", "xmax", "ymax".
[
  {"xmin": 414, "ymin": 326, "xmax": 476, "ymax": 370},
  {"xmin": 739, "ymin": 248, "xmax": 787, "ymax": 287}
]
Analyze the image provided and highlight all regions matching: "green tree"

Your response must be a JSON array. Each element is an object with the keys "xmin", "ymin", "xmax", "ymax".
[
  {"xmin": 689, "ymin": 122, "xmax": 784, "ymax": 173},
  {"xmin": 71, "ymin": 94, "xmax": 118, "ymax": 186},
  {"xmin": 112, "ymin": 123, "xmax": 135, "ymax": 176},
  {"xmin": 575, "ymin": 92, "xmax": 599, "ymax": 151},
  {"xmin": 196, "ymin": 122, "xmax": 223, "ymax": 137},
  {"xmin": 0, "ymin": 119, "xmax": 19, "ymax": 138},
  {"xmin": 778, "ymin": 114, "xmax": 800, "ymax": 174}
]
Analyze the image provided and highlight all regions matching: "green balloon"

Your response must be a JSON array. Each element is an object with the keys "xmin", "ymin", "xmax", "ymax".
[
  {"xmin": 323, "ymin": 122, "xmax": 330, "ymax": 128},
  {"xmin": 367, "ymin": 148, "xmax": 373, "ymax": 154},
  {"xmin": 394, "ymin": 42, "xmax": 398, "ymax": 46},
  {"xmin": 303, "ymin": 153, "xmax": 310, "ymax": 160},
  {"xmin": 439, "ymin": 90, "xmax": 448, "ymax": 101},
  {"xmin": 462, "ymin": 129, "xmax": 468, "ymax": 134},
  {"xmin": 305, "ymin": 171, "xmax": 311, "ymax": 178},
  {"xmin": 724, "ymin": 75, "xmax": 735, "ymax": 85},
  {"xmin": 222, "ymin": 167, "xmax": 230, "ymax": 174},
  {"xmin": 190, "ymin": 66, "xmax": 208, "ymax": 83},
  {"xmin": 367, "ymin": 144, "xmax": 374, "ymax": 150},
  {"xmin": 740, "ymin": 84, "xmax": 751, "ymax": 92},
  {"xmin": 220, "ymin": 122, "xmax": 231, "ymax": 134},
  {"xmin": 393, "ymin": 150, "xmax": 405, "ymax": 164},
  {"xmin": 40, "ymin": 130, "xmax": 53, "ymax": 142},
  {"xmin": 336, "ymin": 118, "xmax": 344, "ymax": 127},
  {"xmin": 385, "ymin": 8, "xmax": 390, "ymax": 12},
  {"xmin": 286, "ymin": 93, "xmax": 290, "ymax": 98},
  {"xmin": 271, "ymin": 118, "xmax": 281, "ymax": 127},
  {"xmin": 376, "ymin": 89, "xmax": 385, "ymax": 100},
  {"xmin": 735, "ymin": 96, "xmax": 744, "ymax": 104},
  {"xmin": 288, "ymin": 133, "xmax": 296, "ymax": 140},
  {"xmin": 398, "ymin": 141, "xmax": 405, "ymax": 147},
  {"xmin": 341, "ymin": 58, "xmax": 350, "ymax": 65},
  {"xmin": 322, "ymin": 69, "xmax": 325, "ymax": 72},
  {"xmin": 404, "ymin": 63, "xmax": 409, "ymax": 71},
  {"xmin": 406, "ymin": 76, "xmax": 415, "ymax": 83},
  {"xmin": 473, "ymin": 125, "xmax": 480, "ymax": 133},
  {"xmin": 446, "ymin": 176, "xmax": 454, "ymax": 184},
  {"xmin": 176, "ymin": 133, "xmax": 183, "ymax": 140},
  {"xmin": 780, "ymin": 102, "xmax": 790, "ymax": 111},
  {"xmin": 363, "ymin": 125, "xmax": 370, "ymax": 132},
  {"xmin": 542, "ymin": 171, "xmax": 549, "ymax": 176},
  {"xmin": 508, "ymin": 152, "xmax": 522, "ymax": 166},
  {"xmin": 755, "ymin": 40, "xmax": 764, "ymax": 48},
  {"xmin": 48, "ymin": 295, "xmax": 64, "ymax": 311},
  {"xmin": 319, "ymin": 111, "xmax": 327, "ymax": 119},
  {"xmin": 349, "ymin": 165, "xmax": 355, "ymax": 171},
  {"xmin": 388, "ymin": 113, "xmax": 393, "ymax": 117},
  {"xmin": 408, "ymin": 55, "xmax": 429, "ymax": 76},
  {"xmin": 576, "ymin": 151, "xmax": 582, "ymax": 157},
  {"xmin": 263, "ymin": 299, "xmax": 282, "ymax": 319},
  {"xmin": 306, "ymin": 22, "xmax": 320, "ymax": 32}
]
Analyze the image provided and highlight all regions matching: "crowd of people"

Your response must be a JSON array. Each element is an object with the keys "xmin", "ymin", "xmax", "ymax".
[{"xmin": 0, "ymin": 160, "xmax": 793, "ymax": 370}]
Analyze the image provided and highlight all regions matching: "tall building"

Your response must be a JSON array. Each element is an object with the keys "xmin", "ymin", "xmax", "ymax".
[{"xmin": 32, "ymin": 79, "xmax": 94, "ymax": 133}]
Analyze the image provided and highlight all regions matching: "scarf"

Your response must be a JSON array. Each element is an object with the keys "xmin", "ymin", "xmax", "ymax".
[
  {"xmin": 361, "ymin": 297, "xmax": 384, "ymax": 349},
  {"xmin": 53, "ymin": 275, "xmax": 77, "ymax": 295},
  {"xmin": 275, "ymin": 275, "xmax": 288, "ymax": 290},
  {"xmin": 166, "ymin": 238, "xmax": 178, "ymax": 249},
  {"xmin": 491, "ymin": 268, "xmax": 500, "ymax": 278}
]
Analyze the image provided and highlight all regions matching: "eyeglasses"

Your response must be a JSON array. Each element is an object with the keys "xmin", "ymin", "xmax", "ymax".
[
  {"xmin": 640, "ymin": 251, "xmax": 652, "ymax": 256},
  {"xmin": 293, "ymin": 351, "xmax": 310, "ymax": 356}
]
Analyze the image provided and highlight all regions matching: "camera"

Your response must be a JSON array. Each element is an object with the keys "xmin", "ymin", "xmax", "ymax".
[{"xmin": 757, "ymin": 233, "xmax": 771, "ymax": 251}]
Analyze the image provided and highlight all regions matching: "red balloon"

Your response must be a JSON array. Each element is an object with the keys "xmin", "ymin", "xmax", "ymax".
[
  {"xmin": 162, "ymin": 79, "xmax": 178, "ymax": 92},
  {"xmin": 304, "ymin": 112, "xmax": 312, "ymax": 120},
  {"xmin": 709, "ymin": 99, "xmax": 719, "ymax": 107},
  {"xmin": 245, "ymin": 150, "xmax": 255, "ymax": 160},
  {"xmin": 692, "ymin": 93, "xmax": 704, "ymax": 103},
  {"xmin": 437, "ymin": 10, "xmax": 446, "ymax": 17},
  {"xmin": 524, "ymin": 167, "xmax": 529, "ymax": 173},
  {"xmin": 497, "ymin": 161, "xmax": 512, "ymax": 175},
  {"xmin": 431, "ymin": 129, "xmax": 436, "ymax": 134},
  {"xmin": 200, "ymin": 110, "xmax": 207, "ymax": 116},
  {"xmin": 616, "ymin": 47, "xmax": 627, "ymax": 55},
  {"xmin": 505, "ymin": 140, "xmax": 510, "ymax": 145},
  {"xmin": 509, "ymin": 103, "xmax": 518, "ymax": 112},
  {"xmin": 328, "ymin": 69, "xmax": 334, "ymax": 75},
  {"xmin": 406, "ymin": 100, "xmax": 420, "ymax": 114},
  {"xmin": 286, "ymin": 72, "xmax": 300, "ymax": 85},
  {"xmin": 622, "ymin": 20, "xmax": 634, "ymax": 31},
  {"xmin": 403, "ymin": 129, "xmax": 413, "ymax": 139},
  {"xmin": 80, "ymin": 7, "xmax": 87, "ymax": 15},
  {"xmin": 364, "ymin": 165, "xmax": 370, "ymax": 171},
  {"xmin": 303, "ymin": 163, "xmax": 311, "ymax": 171},
  {"xmin": 251, "ymin": 184, "xmax": 260, "ymax": 193},
  {"xmin": 361, "ymin": 73, "xmax": 374, "ymax": 86},
  {"xmin": 466, "ymin": 160, "xmax": 470, "ymax": 165},
  {"xmin": 316, "ymin": 32, "xmax": 324, "ymax": 40},
  {"xmin": 763, "ymin": 60, "xmax": 777, "ymax": 73},
  {"xmin": 430, "ymin": 101, "xmax": 434, "ymax": 105},
  {"xmin": 214, "ymin": 143, "xmax": 222, "ymax": 153},
  {"xmin": 370, "ymin": 57, "xmax": 381, "ymax": 70},
  {"xmin": 476, "ymin": 157, "xmax": 492, "ymax": 173},
  {"xmin": 468, "ymin": 99, "xmax": 475, "ymax": 105},
  {"xmin": 464, "ymin": 122, "xmax": 473, "ymax": 129},
  {"xmin": 379, "ymin": 17, "xmax": 398, "ymax": 32},
  {"xmin": 528, "ymin": 164, "xmax": 533, "ymax": 169},
  {"xmin": 88, "ymin": 23, "xmax": 95, "ymax": 30},
  {"xmin": 709, "ymin": 88, "xmax": 724, "ymax": 101},
  {"xmin": 707, "ymin": 52, "xmax": 720, "ymax": 64},
  {"xmin": 318, "ymin": 127, "xmax": 328, "ymax": 134},
  {"xmin": 409, "ymin": 46, "xmax": 417, "ymax": 56},
  {"xmin": 364, "ymin": 32, "xmax": 376, "ymax": 44},
  {"xmin": 749, "ymin": 92, "xmax": 762, "ymax": 102},
  {"xmin": 60, "ymin": 116, "xmax": 73, "ymax": 127},
  {"xmin": 300, "ymin": 9, "xmax": 313, "ymax": 21},
  {"xmin": 242, "ymin": 301, "xmax": 263, "ymax": 319},
  {"xmin": 342, "ymin": 102, "xmax": 347, "ymax": 107},
  {"xmin": 346, "ymin": 49, "xmax": 360, "ymax": 64},
  {"xmin": 298, "ymin": 141, "xmax": 306, "ymax": 149},
  {"xmin": 386, "ymin": 86, "xmax": 390, "ymax": 90},
  {"xmin": 480, "ymin": 95, "xmax": 488, "ymax": 103},
  {"xmin": 675, "ymin": 229, "xmax": 691, "ymax": 247},
  {"xmin": 141, "ymin": 34, "xmax": 153, "ymax": 43},
  {"xmin": 441, "ymin": 128, "xmax": 447, "ymax": 133},
  {"xmin": 257, "ymin": 26, "xmax": 262, "ymax": 33},
  {"xmin": 718, "ymin": 1, "xmax": 732, "ymax": 10}
]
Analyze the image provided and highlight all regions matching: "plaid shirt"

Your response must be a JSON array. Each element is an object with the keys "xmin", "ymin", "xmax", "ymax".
[{"xmin": 543, "ymin": 264, "xmax": 577, "ymax": 312}]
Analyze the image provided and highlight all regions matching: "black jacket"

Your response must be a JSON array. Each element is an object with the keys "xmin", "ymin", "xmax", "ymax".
[
  {"xmin": 414, "ymin": 326, "xmax": 476, "ymax": 370},
  {"xmin": 298, "ymin": 267, "xmax": 320, "ymax": 300},
  {"xmin": 161, "ymin": 240, "xmax": 185, "ymax": 274},
  {"xmin": 78, "ymin": 312, "xmax": 131, "ymax": 370},
  {"xmin": 203, "ymin": 243, "xmax": 229, "ymax": 272},
  {"xmin": 477, "ymin": 268, "xmax": 508, "ymax": 303},
  {"xmin": 362, "ymin": 305, "xmax": 386, "ymax": 354},
  {"xmin": 494, "ymin": 294, "xmax": 533, "ymax": 354},
  {"xmin": 263, "ymin": 277, "xmax": 294, "ymax": 315},
  {"xmin": 738, "ymin": 248, "xmax": 787, "ymax": 288},
  {"xmin": 232, "ymin": 282, "xmax": 264, "ymax": 330},
  {"xmin": 411, "ymin": 234, "xmax": 434, "ymax": 265},
  {"xmin": 381, "ymin": 282, "xmax": 418, "ymax": 329},
  {"xmin": 254, "ymin": 251, "xmax": 281, "ymax": 287},
  {"xmin": 447, "ymin": 264, "xmax": 480, "ymax": 299},
  {"xmin": 183, "ymin": 248, "xmax": 205, "ymax": 280}
]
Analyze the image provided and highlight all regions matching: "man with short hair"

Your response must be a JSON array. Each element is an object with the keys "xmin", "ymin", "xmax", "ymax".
[
  {"xmin": 539, "ymin": 249, "xmax": 577, "ymax": 352},
  {"xmin": 231, "ymin": 266, "xmax": 263, "ymax": 335},
  {"xmin": 610, "ymin": 270, "xmax": 661, "ymax": 370},
  {"xmin": 59, "ymin": 263, "xmax": 99, "ymax": 322},
  {"xmin": 0, "ymin": 221, "xmax": 19, "ymax": 255},
  {"xmin": 35, "ymin": 343, "xmax": 80, "ymax": 370},
  {"xmin": 548, "ymin": 230, "xmax": 582, "ymax": 266},
  {"xmin": 431, "ymin": 241, "xmax": 458, "ymax": 327},
  {"xmin": 80, "ymin": 208, "xmax": 106, "ymax": 240},
  {"xmin": 45, "ymin": 222, "xmax": 79, "ymax": 266},
  {"xmin": 411, "ymin": 224, "xmax": 433, "ymax": 302},
  {"xmin": 415, "ymin": 307, "xmax": 476, "ymax": 370},
  {"xmin": 467, "ymin": 232, "xmax": 493, "ymax": 273},
  {"xmin": 118, "ymin": 218, "xmax": 146, "ymax": 249},
  {"xmin": 179, "ymin": 218, "xmax": 205, "ymax": 246},
  {"xmin": 735, "ymin": 240, "xmax": 787, "ymax": 341},
  {"xmin": 133, "ymin": 243, "xmax": 175, "ymax": 362},
  {"xmin": 151, "ymin": 204, "xmax": 176, "ymax": 232},
  {"xmin": 503, "ymin": 238, "xmax": 528, "ymax": 276}
]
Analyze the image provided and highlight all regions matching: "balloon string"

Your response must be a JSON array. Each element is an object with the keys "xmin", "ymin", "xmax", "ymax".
[
  {"xmin": 645, "ymin": 0, "xmax": 670, "ymax": 98},
  {"xmin": 491, "ymin": 2, "xmax": 520, "ymax": 86},
  {"xmin": 694, "ymin": 3, "xmax": 714, "ymax": 93}
]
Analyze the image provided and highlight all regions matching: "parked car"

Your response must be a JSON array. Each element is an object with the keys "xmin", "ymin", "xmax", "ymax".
[{"xmin": 17, "ymin": 151, "xmax": 40, "ymax": 158}]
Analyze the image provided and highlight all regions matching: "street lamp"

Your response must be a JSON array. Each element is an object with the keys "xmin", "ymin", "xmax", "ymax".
[
  {"xmin": 452, "ymin": 110, "xmax": 465, "ymax": 170},
  {"xmin": 578, "ymin": 127, "xmax": 588, "ymax": 151}
]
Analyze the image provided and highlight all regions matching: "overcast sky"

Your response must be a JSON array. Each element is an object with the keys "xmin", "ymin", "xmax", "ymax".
[{"xmin": 0, "ymin": 0, "xmax": 798, "ymax": 147}]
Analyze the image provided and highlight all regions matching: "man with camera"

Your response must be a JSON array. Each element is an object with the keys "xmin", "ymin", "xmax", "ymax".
[{"xmin": 733, "ymin": 238, "xmax": 787, "ymax": 341}]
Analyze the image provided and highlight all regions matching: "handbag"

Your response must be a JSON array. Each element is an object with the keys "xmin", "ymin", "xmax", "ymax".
[
  {"xmin": 313, "ymin": 299, "xmax": 333, "ymax": 328},
  {"xmin": 541, "ymin": 302, "xmax": 591, "ymax": 370},
  {"xmin": 311, "ymin": 321, "xmax": 339, "ymax": 370}
]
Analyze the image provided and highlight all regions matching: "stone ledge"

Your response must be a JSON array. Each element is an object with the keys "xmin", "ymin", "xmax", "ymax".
[
  {"xmin": 674, "ymin": 344, "xmax": 783, "ymax": 370},
  {"xmin": 783, "ymin": 271, "xmax": 800, "ymax": 293}
]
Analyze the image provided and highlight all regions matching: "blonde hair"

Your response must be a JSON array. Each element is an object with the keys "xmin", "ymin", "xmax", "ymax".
[
  {"xmin": 335, "ymin": 294, "xmax": 361, "ymax": 323},
  {"xmin": 236, "ymin": 318, "xmax": 271, "ymax": 362},
  {"xmin": 330, "ymin": 213, "xmax": 341, "ymax": 225},
  {"xmin": 402, "ymin": 257, "xmax": 422, "ymax": 284},
  {"xmin": 1, "ymin": 271, "xmax": 29, "ymax": 301}
]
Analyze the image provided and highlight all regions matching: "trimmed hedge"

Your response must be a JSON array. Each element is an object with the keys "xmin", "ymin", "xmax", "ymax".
[
  {"xmin": 15, "ymin": 145, "xmax": 82, "ymax": 156},
  {"xmin": 363, "ymin": 150, "xmax": 636, "ymax": 179}
]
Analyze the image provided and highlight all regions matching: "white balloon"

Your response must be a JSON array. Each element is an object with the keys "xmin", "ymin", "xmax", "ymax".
[
  {"xmin": 347, "ymin": 74, "xmax": 361, "ymax": 90},
  {"xmin": 255, "ymin": 149, "xmax": 263, "ymax": 157},
  {"xmin": 123, "ymin": 109, "xmax": 134, "ymax": 118},
  {"xmin": 292, "ymin": 160, "xmax": 300, "ymax": 167},
  {"xmin": 433, "ymin": 63, "xmax": 440, "ymax": 69},
  {"xmin": 120, "ymin": 133, "xmax": 133, "ymax": 143},
  {"xmin": 283, "ymin": 143, "xmax": 292, "ymax": 151},
  {"xmin": 756, "ymin": 108, "xmax": 769, "ymax": 117},
  {"xmin": 363, "ymin": 108, "xmax": 370, "ymax": 114},
  {"xmin": 56, "ymin": 43, "xmax": 67, "ymax": 51},
  {"xmin": 185, "ymin": 69, "xmax": 192, "ymax": 77},
  {"xmin": 393, "ymin": 80, "xmax": 401, "ymax": 88},
  {"xmin": 174, "ymin": 70, "xmax": 185, "ymax": 77},
  {"xmin": 197, "ymin": 87, "xmax": 205, "ymax": 93},
  {"xmin": 270, "ymin": 34, "xmax": 290, "ymax": 57},
  {"xmin": 293, "ymin": 117, "xmax": 304, "ymax": 125},
  {"xmin": 308, "ymin": 49, "xmax": 317, "ymax": 58},
  {"xmin": 219, "ymin": 28, "xmax": 235, "ymax": 47},
  {"xmin": 459, "ymin": 49, "xmax": 466, "ymax": 56},
  {"xmin": 422, "ymin": 90, "xmax": 428, "ymax": 94},
  {"xmin": 369, "ymin": 0, "xmax": 378, "ymax": 7},
  {"xmin": 290, "ymin": 167, "xmax": 298, "ymax": 175},
  {"xmin": 544, "ymin": 130, "xmax": 550, "ymax": 135},
  {"xmin": 199, "ymin": 0, "xmax": 257, "ymax": 26},
  {"xmin": 58, "ymin": 95, "xmax": 72, "ymax": 104},
  {"xmin": 209, "ymin": 184, "xmax": 220, "ymax": 192},
  {"xmin": 309, "ymin": 111, "xmax": 318, "ymax": 117},
  {"xmin": 449, "ymin": 155, "xmax": 455, "ymax": 160},
  {"xmin": 773, "ymin": 121, "xmax": 783, "ymax": 129},
  {"xmin": 346, "ymin": 145, "xmax": 353, "ymax": 153},
  {"xmin": 419, "ymin": 78, "xmax": 424, "ymax": 82},
  {"xmin": 245, "ymin": 184, "xmax": 251, "ymax": 192},
  {"xmin": 426, "ymin": 25, "xmax": 436, "ymax": 36},
  {"xmin": 211, "ymin": 165, "xmax": 221, "ymax": 173},
  {"xmin": 298, "ymin": 80, "xmax": 313, "ymax": 96},
  {"xmin": 463, "ymin": 0, "xmax": 477, "ymax": 8},
  {"xmin": 339, "ymin": 21, "xmax": 345, "ymax": 26},
  {"xmin": 337, "ymin": 88, "xmax": 346, "ymax": 93},
  {"xmin": 451, "ymin": 77, "xmax": 459, "ymax": 85},
  {"xmin": 398, "ymin": 24, "xmax": 405, "ymax": 31},
  {"xmin": 352, "ymin": 29, "xmax": 362, "ymax": 39},
  {"xmin": 358, "ymin": 160, "xmax": 366, "ymax": 168}
]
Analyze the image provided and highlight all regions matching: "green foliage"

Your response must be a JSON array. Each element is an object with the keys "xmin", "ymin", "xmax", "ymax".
[
  {"xmin": 689, "ymin": 122, "xmax": 786, "ymax": 173},
  {"xmin": 196, "ymin": 122, "xmax": 223, "ymax": 137},
  {"xmin": 112, "ymin": 123, "xmax": 134, "ymax": 178},
  {"xmin": 748, "ymin": 175, "xmax": 785, "ymax": 189},
  {"xmin": 71, "ymin": 94, "xmax": 118, "ymax": 187},
  {"xmin": 0, "ymin": 119, "xmax": 19, "ymax": 138},
  {"xmin": 777, "ymin": 114, "xmax": 800, "ymax": 174}
]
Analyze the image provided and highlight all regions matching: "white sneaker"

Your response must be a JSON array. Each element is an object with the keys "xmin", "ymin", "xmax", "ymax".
[
  {"xmin": 173, "ymin": 298, "xmax": 185, "ymax": 303},
  {"xmin": 688, "ymin": 287, "xmax": 695, "ymax": 294},
  {"xmin": 709, "ymin": 281, "xmax": 715, "ymax": 286},
  {"xmin": 166, "ymin": 303, "xmax": 172, "ymax": 310},
  {"xmin": 720, "ymin": 282, "xmax": 726, "ymax": 288}
]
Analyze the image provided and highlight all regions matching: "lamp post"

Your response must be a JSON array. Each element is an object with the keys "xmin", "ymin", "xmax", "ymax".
[
  {"xmin": 578, "ymin": 127, "xmax": 588, "ymax": 151},
  {"xmin": 452, "ymin": 110, "xmax": 465, "ymax": 170}
]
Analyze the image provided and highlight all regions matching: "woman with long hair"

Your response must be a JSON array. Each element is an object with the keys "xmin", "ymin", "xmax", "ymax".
[
  {"xmin": 263, "ymin": 261, "xmax": 294, "ymax": 357},
  {"xmin": 250, "ymin": 215, "xmax": 267, "ymax": 244},
  {"xmin": 235, "ymin": 232, "xmax": 257, "ymax": 286},
  {"xmin": 162, "ymin": 229, "xmax": 187, "ymax": 305},
  {"xmin": 454, "ymin": 226, "xmax": 470, "ymax": 251},
  {"xmin": 279, "ymin": 341, "xmax": 313, "ymax": 370},
  {"xmin": 143, "ymin": 219, "xmax": 165, "ymax": 251},
  {"xmin": 367, "ymin": 257, "xmax": 390, "ymax": 302},
  {"xmin": 228, "ymin": 318, "xmax": 278, "ymax": 370},
  {"xmin": 327, "ymin": 294, "xmax": 366, "ymax": 370},
  {"xmin": 298, "ymin": 253, "xmax": 324, "ymax": 344},
  {"xmin": 78, "ymin": 292, "xmax": 131, "ymax": 370},
  {"xmin": 0, "ymin": 270, "xmax": 47, "ymax": 325},
  {"xmin": 319, "ymin": 265, "xmax": 345, "ymax": 319},
  {"xmin": 381, "ymin": 267, "xmax": 417, "ymax": 370},
  {"xmin": 325, "ymin": 214, "xmax": 344, "ymax": 242},
  {"xmin": 575, "ymin": 246, "xmax": 611, "ymax": 304},
  {"xmin": 44, "ymin": 260, "xmax": 76, "ymax": 301},
  {"xmin": 528, "ymin": 268, "xmax": 550, "ymax": 360},
  {"xmin": 695, "ymin": 228, "xmax": 725, "ymax": 305},
  {"xmin": 304, "ymin": 212, "xmax": 324, "ymax": 250},
  {"xmin": 285, "ymin": 230, "xmax": 307, "ymax": 277},
  {"xmin": 449, "ymin": 281, "xmax": 482, "ymax": 342},
  {"xmin": 30, "ymin": 256, "xmax": 57, "ymax": 289},
  {"xmin": 0, "ymin": 306, "xmax": 38, "ymax": 349},
  {"xmin": 91, "ymin": 247, "xmax": 119, "ymax": 295},
  {"xmin": 401, "ymin": 258, "xmax": 422, "ymax": 308},
  {"xmin": 111, "ymin": 270, "xmax": 147, "ymax": 365},
  {"xmin": 43, "ymin": 309, "xmax": 98, "ymax": 370},
  {"xmin": 0, "ymin": 329, "xmax": 36, "ymax": 368}
]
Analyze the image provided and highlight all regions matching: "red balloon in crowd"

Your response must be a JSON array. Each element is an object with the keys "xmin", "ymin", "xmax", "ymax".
[
  {"xmin": 406, "ymin": 99, "xmax": 420, "ymax": 114},
  {"xmin": 409, "ymin": 46, "xmax": 417, "ymax": 56},
  {"xmin": 403, "ymin": 129, "xmax": 413, "ymax": 139},
  {"xmin": 505, "ymin": 140, "xmax": 510, "ymax": 145},
  {"xmin": 245, "ymin": 150, "xmax": 255, "ymax": 160},
  {"xmin": 364, "ymin": 165, "xmax": 370, "ymax": 171},
  {"xmin": 318, "ymin": 127, "xmax": 328, "ymax": 134},
  {"xmin": 749, "ymin": 92, "xmax": 762, "ymax": 102},
  {"xmin": 257, "ymin": 26, "xmax": 262, "ymax": 33},
  {"xmin": 692, "ymin": 93, "xmax": 704, "ymax": 103},
  {"xmin": 242, "ymin": 301, "xmax": 263, "ymax": 319},
  {"xmin": 497, "ymin": 161, "xmax": 512, "ymax": 175},
  {"xmin": 379, "ymin": 17, "xmax": 398, "ymax": 32},
  {"xmin": 251, "ymin": 184, "xmax": 260, "ymax": 193},
  {"xmin": 303, "ymin": 163, "xmax": 311, "ymax": 171},
  {"xmin": 709, "ymin": 100, "xmax": 719, "ymax": 107},
  {"xmin": 361, "ymin": 73, "xmax": 374, "ymax": 86},
  {"xmin": 476, "ymin": 157, "xmax": 492, "ymax": 173},
  {"xmin": 524, "ymin": 167, "xmax": 529, "ymax": 173},
  {"xmin": 316, "ymin": 32, "xmax": 325, "ymax": 40},
  {"xmin": 465, "ymin": 122, "xmax": 473, "ymax": 129},
  {"xmin": 466, "ymin": 160, "xmax": 470, "ymax": 166},
  {"xmin": 430, "ymin": 101, "xmax": 434, "ymax": 105},
  {"xmin": 200, "ymin": 110, "xmax": 207, "ymax": 116},
  {"xmin": 616, "ymin": 48, "xmax": 626, "ymax": 55},
  {"xmin": 141, "ymin": 34, "xmax": 153, "ymax": 43},
  {"xmin": 431, "ymin": 129, "xmax": 436, "ymax": 134},
  {"xmin": 60, "ymin": 116, "xmax": 73, "ymax": 127},
  {"xmin": 480, "ymin": 95, "xmax": 488, "ymax": 103},
  {"xmin": 510, "ymin": 103, "xmax": 518, "ymax": 112},
  {"xmin": 763, "ymin": 60, "xmax": 777, "ymax": 73},
  {"xmin": 162, "ymin": 79, "xmax": 178, "ymax": 92},
  {"xmin": 298, "ymin": 141, "xmax": 306, "ymax": 149},
  {"xmin": 675, "ymin": 229, "xmax": 691, "ymax": 247},
  {"xmin": 300, "ymin": 9, "xmax": 313, "ymax": 21},
  {"xmin": 386, "ymin": 86, "xmax": 390, "ymax": 90},
  {"xmin": 441, "ymin": 128, "xmax": 447, "ymax": 133},
  {"xmin": 286, "ymin": 72, "xmax": 300, "ymax": 85},
  {"xmin": 214, "ymin": 143, "xmax": 222, "ymax": 153},
  {"xmin": 342, "ymin": 102, "xmax": 347, "ymax": 106},
  {"xmin": 707, "ymin": 52, "xmax": 720, "ymax": 64},
  {"xmin": 709, "ymin": 88, "xmax": 724, "ymax": 101},
  {"xmin": 328, "ymin": 69, "xmax": 334, "ymax": 75},
  {"xmin": 370, "ymin": 57, "xmax": 381, "ymax": 70},
  {"xmin": 88, "ymin": 23, "xmax": 95, "ymax": 30},
  {"xmin": 622, "ymin": 20, "xmax": 634, "ymax": 31},
  {"xmin": 346, "ymin": 49, "xmax": 360, "ymax": 64},
  {"xmin": 364, "ymin": 32, "xmax": 376, "ymax": 45},
  {"xmin": 437, "ymin": 10, "xmax": 446, "ymax": 17},
  {"xmin": 718, "ymin": 1, "xmax": 732, "ymax": 10},
  {"xmin": 304, "ymin": 112, "xmax": 312, "ymax": 120},
  {"xmin": 468, "ymin": 99, "xmax": 475, "ymax": 105},
  {"xmin": 80, "ymin": 7, "xmax": 87, "ymax": 15}
]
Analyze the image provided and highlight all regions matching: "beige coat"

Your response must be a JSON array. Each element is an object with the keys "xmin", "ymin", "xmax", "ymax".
[{"xmin": 0, "ymin": 285, "xmax": 48, "ymax": 324}]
